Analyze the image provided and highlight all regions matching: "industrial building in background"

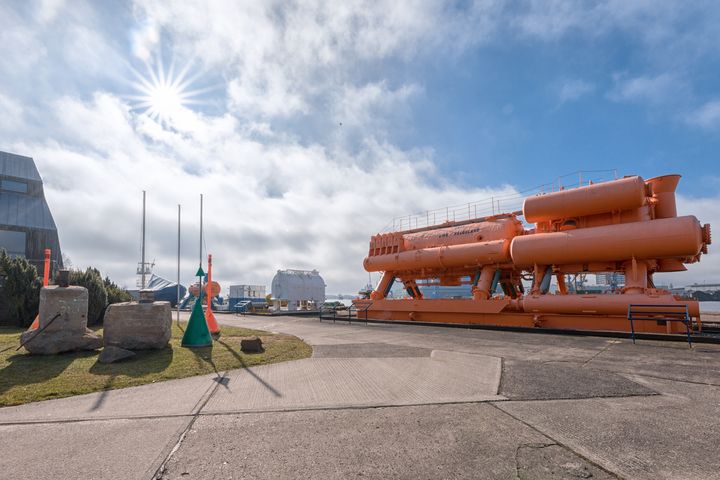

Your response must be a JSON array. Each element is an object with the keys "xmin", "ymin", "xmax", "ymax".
[
  {"xmin": 0, "ymin": 151, "xmax": 62, "ymax": 277},
  {"xmin": 271, "ymin": 269, "xmax": 325, "ymax": 311},
  {"xmin": 228, "ymin": 284, "xmax": 266, "ymax": 311},
  {"xmin": 356, "ymin": 174, "xmax": 711, "ymax": 336}
]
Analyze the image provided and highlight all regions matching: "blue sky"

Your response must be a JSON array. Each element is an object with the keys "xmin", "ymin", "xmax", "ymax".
[{"xmin": 1, "ymin": 1, "xmax": 718, "ymax": 292}]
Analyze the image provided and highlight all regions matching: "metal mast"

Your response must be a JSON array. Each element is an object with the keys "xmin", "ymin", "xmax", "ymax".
[
  {"xmin": 199, "ymin": 194, "xmax": 203, "ymax": 271},
  {"xmin": 177, "ymin": 204, "xmax": 181, "ymax": 324},
  {"xmin": 141, "ymin": 190, "xmax": 146, "ymax": 289}
]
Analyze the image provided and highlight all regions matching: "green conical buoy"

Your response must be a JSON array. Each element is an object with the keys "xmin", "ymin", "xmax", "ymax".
[{"xmin": 181, "ymin": 297, "xmax": 212, "ymax": 348}]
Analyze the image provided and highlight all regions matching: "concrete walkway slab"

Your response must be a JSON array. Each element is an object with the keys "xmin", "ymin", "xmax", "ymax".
[
  {"xmin": 496, "ymin": 375, "xmax": 720, "ymax": 479},
  {"xmin": 231, "ymin": 315, "xmax": 720, "ymax": 385},
  {"xmin": 311, "ymin": 342, "xmax": 432, "ymax": 358},
  {"xmin": 161, "ymin": 403, "xmax": 616, "ymax": 480},
  {"xmin": 0, "ymin": 417, "xmax": 188, "ymax": 480},
  {"xmin": 0, "ymin": 371, "xmax": 220, "ymax": 423},
  {"xmin": 499, "ymin": 359, "xmax": 657, "ymax": 400},
  {"xmin": 203, "ymin": 350, "xmax": 503, "ymax": 413}
]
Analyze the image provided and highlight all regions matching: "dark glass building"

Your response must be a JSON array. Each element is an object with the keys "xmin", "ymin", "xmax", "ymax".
[{"xmin": 0, "ymin": 150, "xmax": 63, "ymax": 277}]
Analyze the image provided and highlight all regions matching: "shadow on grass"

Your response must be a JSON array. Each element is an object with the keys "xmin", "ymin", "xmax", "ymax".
[
  {"xmin": 0, "ymin": 350, "xmax": 97, "ymax": 396},
  {"xmin": 88, "ymin": 346, "xmax": 174, "ymax": 377}
]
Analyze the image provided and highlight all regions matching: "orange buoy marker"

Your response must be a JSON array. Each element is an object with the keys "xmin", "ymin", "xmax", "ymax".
[
  {"xmin": 28, "ymin": 249, "xmax": 51, "ymax": 331},
  {"xmin": 181, "ymin": 266, "xmax": 212, "ymax": 348},
  {"xmin": 205, "ymin": 254, "xmax": 221, "ymax": 337}
]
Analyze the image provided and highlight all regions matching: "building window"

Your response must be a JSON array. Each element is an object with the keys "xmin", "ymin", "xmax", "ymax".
[
  {"xmin": 0, "ymin": 230, "xmax": 26, "ymax": 257},
  {"xmin": 0, "ymin": 179, "xmax": 28, "ymax": 193}
]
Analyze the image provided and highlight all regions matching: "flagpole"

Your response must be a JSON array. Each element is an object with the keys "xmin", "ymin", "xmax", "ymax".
[
  {"xmin": 141, "ymin": 190, "xmax": 146, "ymax": 289},
  {"xmin": 177, "ymin": 204, "xmax": 181, "ymax": 325}
]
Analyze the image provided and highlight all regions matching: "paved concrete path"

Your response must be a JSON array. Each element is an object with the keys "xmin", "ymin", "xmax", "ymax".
[{"xmin": 1, "ymin": 313, "xmax": 719, "ymax": 479}]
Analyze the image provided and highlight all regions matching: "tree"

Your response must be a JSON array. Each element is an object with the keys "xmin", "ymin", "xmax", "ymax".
[
  {"xmin": 104, "ymin": 276, "xmax": 132, "ymax": 304},
  {"xmin": 68, "ymin": 267, "xmax": 107, "ymax": 325},
  {"xmin": 0, "ymin": 250, "xmax": 41, "ymax": 327}
]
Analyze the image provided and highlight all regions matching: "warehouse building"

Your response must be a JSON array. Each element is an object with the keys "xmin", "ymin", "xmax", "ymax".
[{"xmin": 271, "ymin": 269, "xmax": 325, "ymax": 311}]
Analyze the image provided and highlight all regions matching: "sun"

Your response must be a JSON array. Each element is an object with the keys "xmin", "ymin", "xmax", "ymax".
[{"xmin": 128, "ymin": 59, "xmax": 207, "ymax": 125}]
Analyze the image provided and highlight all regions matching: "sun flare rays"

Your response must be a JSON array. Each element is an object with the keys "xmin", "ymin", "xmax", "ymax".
[{"xmin": 127, "ymin": 58, "xmax": 211, "ymax": 125}]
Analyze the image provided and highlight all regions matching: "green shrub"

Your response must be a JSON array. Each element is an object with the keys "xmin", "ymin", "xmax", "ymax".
[
  {"xmin": 0, "ymin": 249, "xmax": 41, "ymax": 327},
  {"xmin": 103, "ymin": 276, "xmax": 133, "ymax": 304},
  {"xmin": 68, "ymin": 267, "xmax": 107, "ymax": 325}
]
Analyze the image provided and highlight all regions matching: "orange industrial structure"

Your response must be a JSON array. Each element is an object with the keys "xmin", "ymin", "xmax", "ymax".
[{"xmin": 354, "ymin": 174, "xmax": 712, "ymax": 335}]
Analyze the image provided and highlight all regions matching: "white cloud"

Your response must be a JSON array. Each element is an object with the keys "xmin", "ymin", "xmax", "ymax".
[
  {"xmin": 557, "ymin": 79, "xmax": 594, "ymax": 103},
  {"xmin": 35, "ymin": 0, "xmax": 67, "ymax": 25},
  {"xmin": 10, "ymin": 93, "xmax": 517, "ymax": 293},
  {"xmin": 331, "ymin": 81, "xmax": 422, "ymax": 146},
  {"xmin": 670, "ymin": 194, "xmax": 720, "ymax": 286},
  {"xmin": 0, "ymin": 93, "xmax": 25, "ymax": 131},
  {"xmin": 607, "ymin": 73, "xmax": 683, "ymax": 105},
  {"xmin": 685, "ymin": 100, "xmax": 720, "ymax": 131},
  {"xmin": 0, "ymin": 5, "xmax": 47, "ymax": 73},
  {"xmin": 2, "ymin": 0, "xmax": 718, "ymax": 293},
  {"xmin": 133, "ymin": 0, "xmax": 499, "ymax": 124},
  {"xmin": 130, "ymin": 20, "xmax": 160, "ymax": 61},
  {"xmin": 512, "ymin": 0, "xmax": 590, "ymax": 39}
]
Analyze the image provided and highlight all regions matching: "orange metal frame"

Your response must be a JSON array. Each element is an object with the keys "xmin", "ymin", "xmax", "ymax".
[{"xmin": 354, "ymin": 174, "xmax": 712, "ymax": 335}]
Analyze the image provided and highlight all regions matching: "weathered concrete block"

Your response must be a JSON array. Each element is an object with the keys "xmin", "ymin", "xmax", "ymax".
[
  {"xmin": 21, "ymin": 286, "xmax": 103, "ymax": 355},
  {"xmin": 39, "ymin": 286, "xmax": 89, "ymax": 333},
  {"xmin": 103, "ymin": 301, "xmax": 172, "ymax": 350},
  {"xmin": 98, "ymin": 346, "xmax": 136, "ymax": 363},
  {"xmin": 21, "ymin": 328, "xmax": 102, "ymax": 355},
  {"xmin": 240, "ymin": 336, "xmax": 264, "ymax": 353}
]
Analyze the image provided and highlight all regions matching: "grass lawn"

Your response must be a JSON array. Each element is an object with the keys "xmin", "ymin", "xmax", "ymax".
[{"xmin": 0, "ymin": 322, "xmax": 312, "ymax": 407}]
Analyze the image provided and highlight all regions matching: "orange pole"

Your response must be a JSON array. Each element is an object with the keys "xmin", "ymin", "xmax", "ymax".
[
  {"xmin": 28, "ymin": 249, "xmax": 51, "ymax": 330},
  {"xmin": 205, "ymin": 254, "xmax": 220, "ymax": 335},
  {"xmin": 42, "ymin": 249, "xmax": 51, "ymax": 287}
]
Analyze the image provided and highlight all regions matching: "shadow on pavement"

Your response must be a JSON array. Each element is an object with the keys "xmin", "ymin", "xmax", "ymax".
[{"xmin": 217, "ymin": 339, "xmax": 282, "ymax": 397}]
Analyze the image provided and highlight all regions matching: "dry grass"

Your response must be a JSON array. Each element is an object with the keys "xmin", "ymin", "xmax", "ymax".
[{"xmin": 0, "ymin": 322, "xmax": 311, "ymax": 406}]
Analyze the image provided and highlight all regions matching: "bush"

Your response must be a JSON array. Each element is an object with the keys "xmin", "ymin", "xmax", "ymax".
[
  {"xmin": 0, "ymin": 250, "xmax": 42, "ymax": 327},
  {"xmin": 68, "ymin": 267, "xmax": 107, "ymax": 326},
  {"xmin": 104, "ymin": 276, "xmax": 133, "ymax": 304}
]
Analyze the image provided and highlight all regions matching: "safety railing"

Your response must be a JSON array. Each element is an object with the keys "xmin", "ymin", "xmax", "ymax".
[
  {"xmin": 233, "ymin": 300, "xmax": 253, "ymax": 316},
  {"xmin": 319, "ymin": 301, "xmax": 373, "ymax": 325},
  {"xmin": 383, "ymin": 170, "xmax": 619, "ymax": 232},
  {"xmin": 627, "ymin": 304, "xmax": 693, "ymax": 347}
]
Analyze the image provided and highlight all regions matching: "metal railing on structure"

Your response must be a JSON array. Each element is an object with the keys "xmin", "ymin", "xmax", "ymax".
[
  {"xmin": 627, "ymin": 304, "xmax": 693, "ymax": 347},
  {"xmin": 319, "ymin": 302, "xmax": 373, "ymax": 325},
  {"xmin": 384, "ymin": 170, "xmax": 619, "ymax": 232},
  {"xmin": 233, "ymin": 301, "xmax": 253, "ymax": 316}
]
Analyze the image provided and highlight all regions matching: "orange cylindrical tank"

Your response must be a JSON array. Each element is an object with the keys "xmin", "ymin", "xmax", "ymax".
[
  {"xmin": 645, "ymin": 174, "xmax": 680, "ymax": 219},
  {"xmin": 523, "ymin": 176, "xmax": 646, "ymax": 223},
  {"xmin": 402, "ymin": 218, "xmax": 521, "ymax": 250},
  {"xmin": 364, "ymin": 239, "xmax": 509, "ymax": 272},
  {"xmin": 521, "ymin": 293, "xmax": 700, "ymax": 318},
  {"xmin": 510, "ymin": 215, "xmax": 704, "ymax": 266}
]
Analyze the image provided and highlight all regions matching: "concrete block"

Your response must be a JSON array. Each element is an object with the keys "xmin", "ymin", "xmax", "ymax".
[
  {"xmin": 21, "ymin": 329, "xmax": 102, "ymax": 355},
  {"xmin": 103, "ymin": 301, "xmax": 172, "ymax": 350},
  {"xmin": 39, "ymin": 286, "xmax": 89, "ymax": 333},
  {"xmin": 98, "ymin": 346, "xmax": 136, "ymax": 363},
  {"xmin": 21, "ymin": 286, "xmax": 102, "ymax": 354},
  {"xmin": 240, "ymin": 336, "xmax": 264, "ymax": 353}
]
